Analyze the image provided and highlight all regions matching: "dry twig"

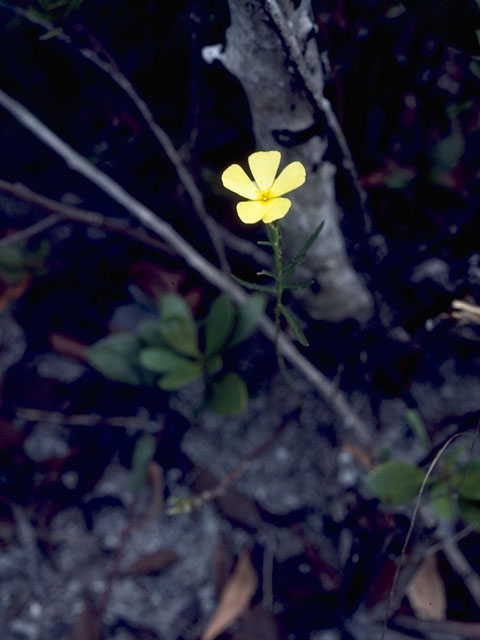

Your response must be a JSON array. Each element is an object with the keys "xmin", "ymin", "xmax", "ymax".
[{"xmin": 0, "ymin": 88, "xmax": 370, "ymax": 445}]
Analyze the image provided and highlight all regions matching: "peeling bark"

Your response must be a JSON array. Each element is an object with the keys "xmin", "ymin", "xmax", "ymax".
[{"xmin": 204, "ymin": 0, "xmax": 373, "ymax": 321}]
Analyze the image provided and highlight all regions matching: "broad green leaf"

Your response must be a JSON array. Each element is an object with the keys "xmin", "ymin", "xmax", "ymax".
[
  {"xmin": 138, "ymin": 320, "xmax": 165, "ymax": 345},
  {"xmin": 280, "ymin": 304, "xmax": 308, "ymax": 346},
  {"xmin": 139, "ymin": 346, "xmax": 194, "ymax": 374},
  {"xmin": 158, "ymin": 292, "xmax": 199, "ymax": 357},
  {"xmin": 406, "ymin": 409, "xmax": 430, "ymax": 449},
  {"xmin": 283, "ymin": 221, "xmax": 324, "ymax": 283},
  {"xmin": 208, "ymin": 372, "xmax": 248, "ymax": 415},
  {"xmin": 229, "ymin": 294, "xmax": 266, "ymax": 348},
  {"xmin": 205, "ymin": 294, "xmax": 235, "ymax": 356},
  {"xmin": 157, "ymin": 361, "xmax": 203, "ymax": 390},
  {"xmin": 86, "ymin": 333, "xmax": 141, "ymax": 385},
  {"xmin": 365, "ymin": 461, "xmax": 424, "ymax": 504},
  {"xmin": 451, "ymin": 461, "xmax": 480, "ymax": 500},
  {"xmin": 431, "ymin": 483, "xmax": 455, "ymax": 521},
  {"xmin": 131, "ymin": 434, "xmax": 156, "ymax": 492},
  {"xmin": 232, "ymin": 274, "xmax": 275, "ymax": 294},
  {"xmin": 459, "ymin": 499, "xmax": 480, "ymax": 530}
]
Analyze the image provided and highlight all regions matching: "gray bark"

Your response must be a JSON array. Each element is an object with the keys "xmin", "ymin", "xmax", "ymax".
[{"xmin": 203, "ymin": 0, "xmax": 373, "ymax": 322}]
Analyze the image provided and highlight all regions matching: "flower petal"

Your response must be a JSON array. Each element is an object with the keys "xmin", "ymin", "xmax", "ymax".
[
  {"xmin": 248, "ymin": 151, "xmax": 281, "ymax": 191},
  {"xmin": 261, "ymin": 198, "xmax": 291, "ymax": 223},
  {"xmin": 236, "ymin": 200, "xmax": 267, "ymax": 224},
  {"xmin": 270, "ymin": 161, "xmax": 306, "ymax": 197},
  {"xmin": 222, "ymin": 164, "xmax": 259, "ymax": 200}
]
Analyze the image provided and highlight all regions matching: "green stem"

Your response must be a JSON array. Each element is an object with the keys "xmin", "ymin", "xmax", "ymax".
[{"xmin": 270, "ymin": 222, "xmax": 294, "ymax": 387}]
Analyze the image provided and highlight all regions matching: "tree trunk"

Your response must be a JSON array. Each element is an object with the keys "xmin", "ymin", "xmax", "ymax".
[{"xmin": 204, "ymin": 0, "xmax": 373, "ymax": 322}]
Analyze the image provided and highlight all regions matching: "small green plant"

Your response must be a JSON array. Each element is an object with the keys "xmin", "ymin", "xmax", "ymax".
[
  {"xmin": 365, "ymin": 410, "xmax": 480, "ymax": 530},
  {"xmin": 0, "ymin": 240, "xmax": 49, "ymax": 283},
  {"xmin": 86, "ymin": 290, "xmax": 265, "ymax": 415}
]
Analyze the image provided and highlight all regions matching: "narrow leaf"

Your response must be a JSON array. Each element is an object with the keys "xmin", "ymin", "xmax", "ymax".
[
  {"xmin": 406, "ymin": 408, "xmax": 430, "ymax": 449},
  {"xmin": 257, "ymin": 240, "xmax": 273, "ymax": 246},
  {"xmin": 229, "ymin": 294, "xmax": 266, "ymax": 348},
  {"xmin": 280, "ymin": 304, "xmax": 308, "ymax": 346},
  {"xmin": 208, "ymin": 373, "xmax": 248, "ymax": 415},
  {"xmin": 201, "ymin": 550, "xmax": 258, "ymax": 640},
  {"xmin": 205, "ymin": 294, "xmax": 235, "ymax": 356},
  {"xmin": 365, "ymin": 461, "xmax": 424, "ymax": 504},
  {"xmin": 232, "ymin": 274, "xmax": 275, "ymax": 294},
  {"xmin": 256, "ymin": 269, "xmax": 275, "ymax": 278},
  {"xmin": 283, "ymin": 221, "xmax": 324, "ymax": 282},
  {"xmin": 284, "ymin": 280, "xmax": 314, "ymax": 290}
]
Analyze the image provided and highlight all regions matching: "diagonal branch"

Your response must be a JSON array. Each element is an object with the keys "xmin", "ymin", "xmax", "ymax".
[
  {"xmin": 0, "ymin": 87, "xmax": 371, "ymax": 445},
  {"xmin": 1, "ymin": 1, "xmax": 229, "ymax": 272}
]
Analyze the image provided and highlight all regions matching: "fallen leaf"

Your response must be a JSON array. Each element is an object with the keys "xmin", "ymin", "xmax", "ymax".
[
  {"xmin": 407, "ymin": 554, "xmax": 446, "ymax": 621},
  {"xmin": 49, "ymin": 333, "xmax": 88, "ymax": 360},
  {"xmin": 70, "ymin": 595, "xmax": 101, "ymax": 640},
  {"xmin": 121, "ymin": 549, "xmax": 179, "ymax": 576},
  {"xmin": 202, "ymin": 549, "xmax": 258, "ymax": 640}
]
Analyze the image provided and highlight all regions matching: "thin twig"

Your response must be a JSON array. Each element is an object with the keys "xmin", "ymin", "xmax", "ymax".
[
  {"xmin": 1, "ymin": 2, "xmax": 229, "ymax": 272},
  {"xmin": 264, "ymin": 0, "xmax": 371, "ymax": 232},
  {"xmin": 0, "ymin": 213, "xmax": 58, "ymax": 246},
  {"xmin": 0, "ymin": 179, "xmax": 172, "ymax": 255},
  {"xmin": 0, "ymin": 88, "xmax": 370, "ymax": 445},
  {"xmin": 14, "ymin": 406, "xmax": 158, "ymax": 431},
  {"xmin": 381, "ymin": 432, "xmax": 476, "ymax": 640}
]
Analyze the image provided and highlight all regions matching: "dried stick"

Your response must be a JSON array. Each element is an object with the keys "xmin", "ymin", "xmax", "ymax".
[
  {"xmin": 264, "ymin": 0, "xmax": 371, "ymax": 231},
  {"xmin": 0, "ymin": 213, "xmax": 58, "ymax": 247},
  {"xmin": 2, "ymin": 2, "xmax": 231, "ymax": 272},
  {"xmin": 0, "ymin": 179, "xmax": 171, "ymax": 255},
  {"xmin": 0, "ymin": 88, "xmax": 370, "ymax": 445}
]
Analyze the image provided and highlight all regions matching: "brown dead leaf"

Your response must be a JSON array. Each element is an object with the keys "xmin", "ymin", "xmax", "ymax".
[
  {"xmin": 70, "ymin": 595, "xmax": 101, "ymax": 640},
  {"xmin": 407, "ymin": 554, "xmax": 446, "ymax": 621},
  {"xmin": 49, "ymin": 333, "xmax": 88, "ymax": 360},
  {"xmin": 121, "ymin": 549, "xmax": 179, "ymax": 576},
  {"xmin": 202, "ymin": 549, "xmax": 258, "ymax": 640},
  {"xmin": 0, "ymin": 275, "xmax": 31, "ymax": 312},
  {"xmin": 341, "ymin": 441, "xmax": 374, "ymax": 471}
]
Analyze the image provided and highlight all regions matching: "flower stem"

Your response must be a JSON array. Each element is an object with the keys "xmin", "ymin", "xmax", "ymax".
[{"xmin": 270, "ymin": 222, "xmax": 294, "ymax": 388}]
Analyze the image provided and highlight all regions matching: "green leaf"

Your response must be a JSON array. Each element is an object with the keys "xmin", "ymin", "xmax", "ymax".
[
  {"xmin": 139, "ymin": 346, "xmax": 194, "ymax": 374},
  {"xmin": 406, "ymin": 408, "xmax": 430, "ymax": 449},
  {"xmin": 231, "ymin": 274, "xmax": 275, "ymax": 294},
  {"xmin": 459, "ymin": 499, "xmax": 480, "ymax": 530},
  {"xmin": 86, "ymin": 333, "xmax": 141, "ymax": 385},
  {"xmin": 284, "ymin": 280, "xmax": 314, "ymax": 290},
  {"xmin": 280, "ymin": 304, "xmax": 308, "ymax": 346},
  {"xmin": 206, "ymin": 354, "xmax": 223, "ymax": 375},
  {"xmin": 283, "ymin": 221, "xmax": 324, "ymax": 283},
  {"xmin": 39, "ymin": 26, "xmax": 63, "ymax": 40},
  {"xmin": 158, "ymin": 292, "xmax": 199, "ymax": 357},
  {"xmin": 365, "ymin": 461, "xmax": 424, "ymax": 504},
  {"xmin": 205, "ymin": 294, "xmax": 235, "ymax": 356},
  {"xmin": 130, "ymin": 434, "xmax": 156, "ymax": 492},
  {"xmin": 431, "ymin": 483, "xmax": 455, "ymax": 521},
  {"xmin": 430, "ymin": 131, "xmax": 465, "ymax": 176},
  {"xmin": 157, "ymin": 361, "xmax": 203, "ymax": 390},
  {"xmin": 208, "ymin": 372, "xmax": 248, "ymax": 415},
  {"xmin": 451, "ymin": 461, "xmax": 480, "ymax": 500},
  {"xmin": 138, "ymin": 320, "xmax": 165, "ymax": 345},
  {"xmin": 228, "ymin": 294, "xmax": 265, "ymax": 348},
  {"xmin": 257, "ymin": 240, "xmax": 273, "ymax": 246}
]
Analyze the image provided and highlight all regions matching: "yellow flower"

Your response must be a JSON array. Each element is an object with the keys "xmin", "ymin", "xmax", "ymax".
[{"xmin": 221, "ymin": 150, "xmax": 306, "ymax": 224}]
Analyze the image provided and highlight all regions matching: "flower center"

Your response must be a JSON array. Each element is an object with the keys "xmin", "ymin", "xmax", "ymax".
[{"xmin": 258, "ymin": 189, "xmax": 272, "ymax": 202}]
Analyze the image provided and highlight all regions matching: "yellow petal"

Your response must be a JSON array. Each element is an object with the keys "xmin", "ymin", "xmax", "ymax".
[
  {"xmin": 248, "ymin": 151, "xmax": 281, "ymax": 191},
  {"xmin": 261, "ymin": 197, "xmax": 291, "ymax": 223},
  {"xmin": 222, "ymin": 164, "xmax": 259, "ymax": 200},
  {"xmin": 236, "ymin": 200, "xmax": 266, "ymax": 224},
  {"xmin": 270, "ymin": 161, "xmax": 306, "ymax": 197}
]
